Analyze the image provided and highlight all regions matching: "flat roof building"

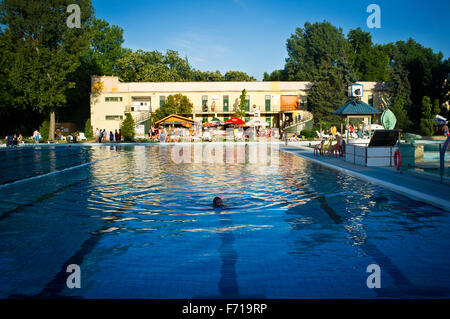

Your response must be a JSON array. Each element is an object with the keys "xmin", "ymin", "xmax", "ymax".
[{"xmin": 90, "ymin": 76, "xmax": 388, "ymax": 135}]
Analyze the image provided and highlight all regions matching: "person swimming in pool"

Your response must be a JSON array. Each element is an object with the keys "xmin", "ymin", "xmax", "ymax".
[{"xmin": 213, "ymin": 197, "xmax": 223, "ymax": 208}]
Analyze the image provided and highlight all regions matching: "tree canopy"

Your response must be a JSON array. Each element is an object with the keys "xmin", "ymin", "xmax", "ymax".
[
  {"xmin": 153, "ymin": 94, "xmax": 194, "ymax": 123},
  {"xmin": 263, "ymin": 21, "xmax": 449, "ymax": 133},
  {"xmin": 0, "ymin": 0, "xmax": 94, "ymax": 138}
]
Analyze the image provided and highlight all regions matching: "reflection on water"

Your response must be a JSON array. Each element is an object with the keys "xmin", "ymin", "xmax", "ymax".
[{"xmin": 0, "ymin": 144, "xmax": 449, "ymax": 298}]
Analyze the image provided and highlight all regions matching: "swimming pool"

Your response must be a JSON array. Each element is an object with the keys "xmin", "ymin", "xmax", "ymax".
[{"xmin": 0, "ymin": 144, "xmax": 449, "ymax": 298}]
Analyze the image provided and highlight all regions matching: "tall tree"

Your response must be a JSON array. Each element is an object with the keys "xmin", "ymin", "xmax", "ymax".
[
  {"xmin": 395, "ymin": 38, "xmax": 446, "ymax": 126},
  {"xmin": 263, "ymin": 69, "xmax": 286, "ymax": 81},
  {"xmin": 284, "ymin": 21, "xmax": 350, "ymax": 81},
  {"xmin": 307, "ymin": 61, "xmax": 346, "ymax": 125},
  {"xmin": 153, "ymin": 94, "xmax": 193, "ymax": 122},
  {"xmin": 390, "ymin": 97, "xmax": 412, "ymax": 130},
  {"xmin": 224, "ymin": 71, "xmax": 256, "ymax": 81},
  {"xmin": 234, "ymin": 89, "xmax": 247, "ymax": 119},
  {"xmin": 0, "ymin": 0, "xmax": 94, "ymax": 140},
  {"xmin": 347, "ymin": 28, "xmax": 391, "ymax": 81},
  {"xmin": 61, "ymin": 17, "xmax": 127, "ymax": 125},
  {"xmin": 420, "ymin": 96, "xmax": 440, "ymax": 135},
  {"xmin": 86, "ymin": 17, "xmax": 127, "ymax": 76},
  {"xmin": 389, "ymin": 50, "xmax": 412, "ymax": 110}
]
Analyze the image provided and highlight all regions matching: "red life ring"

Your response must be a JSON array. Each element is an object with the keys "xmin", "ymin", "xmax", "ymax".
[{"xmin": 394, "ymin": 149, "xmax": 402, "ymax": 171}]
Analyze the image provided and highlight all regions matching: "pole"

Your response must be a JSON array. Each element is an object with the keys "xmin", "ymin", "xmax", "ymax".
[
  {"xmin": 440, "ymin": 143, "xmax": 443, "ymax": 184},
  {"xmin": 346, "ymin": 116, "xmax": 349, "ymax": 144}
]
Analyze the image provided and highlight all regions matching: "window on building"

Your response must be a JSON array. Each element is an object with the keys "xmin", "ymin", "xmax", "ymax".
[
  {"xmin": 265, "ymin": 95, "xmax": 271, "ymax": 111},
  {"xmin": 105, "ymin": 115, "xmax": 123, "ymax": 121},
  {"xmin": 368, "ymin": 95, "xmax": 374, "ymax": 107},
  {"xmin": 160, "ymin": 96, "xmax": 165, "ymax": 108},
  {"xmin": 245, "ymin": 95, "xmax": 250, "ymax": 111},
  {"xmin": 202, "ymin": 95, "xmax": 208, "ymax": 112},
  {"xmin": 223, "ymin": 95, "xmax": 229, "ymax": 112},
  {"xmin": 105, "ymin": 97, "xmax": 123, "ymax": 102}
]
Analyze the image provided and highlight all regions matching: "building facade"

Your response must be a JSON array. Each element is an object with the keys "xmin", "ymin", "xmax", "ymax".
[{"xmin": 90, "ymin": 76, "xmax": 388, "ymax": 134}]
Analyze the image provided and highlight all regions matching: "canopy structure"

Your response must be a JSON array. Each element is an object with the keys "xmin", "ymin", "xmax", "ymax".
[
  {"xmin": 245, "ymin": 117, "xmax": 269, "ymax": 127},
  {"xmin": 154, "ymin": 114, "xmax": 195, "ymax": 127},
  {"xmin": 434, "ymin": 114, "xmax": 448, "ymax": 124},
  {"xmin": 225, "ymin": 117, "xmax": 245, "ymax": 125},
  {"xmin": 203, "ymin": 117, "xmax": 224, "ymax": 127},
  {"xmin": 333, "ymin": 100, "xmax": 381, "ymax": 142}
]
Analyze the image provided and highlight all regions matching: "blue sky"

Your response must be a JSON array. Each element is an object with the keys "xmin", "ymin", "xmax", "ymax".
[{"xmin": 92, "ymin": 0, "xmax": 450, "ymax": 80}]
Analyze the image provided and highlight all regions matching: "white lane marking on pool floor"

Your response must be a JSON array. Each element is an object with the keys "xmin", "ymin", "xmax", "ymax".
[
  {"xmin": 281, "ymin": 148, "xmax": 450, "ymax": 212},
  {"xmin": 0, "ymin": 154, "xmax": 122, "ymax": 189}
]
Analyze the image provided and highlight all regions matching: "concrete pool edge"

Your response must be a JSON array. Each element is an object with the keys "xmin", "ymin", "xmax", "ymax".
[{"xmin": 281, "ymin": 146, "xmax": 450, "ymax": 212}]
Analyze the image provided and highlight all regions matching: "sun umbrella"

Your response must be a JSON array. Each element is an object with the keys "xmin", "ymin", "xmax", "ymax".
[
  {"xmin": 434, "ymin": 115, "xmax": 448, "ymax": 124},
  {"xmin": 225, "ymin": 117, "xmax": 245, "ymax": 125},
  {"xmin": 245, "ymin": 118, "xmax": 269, "ymax": 127},
  {"xmin": 181, "ymin": 122, "xmax": 192, "ymax": 128}
]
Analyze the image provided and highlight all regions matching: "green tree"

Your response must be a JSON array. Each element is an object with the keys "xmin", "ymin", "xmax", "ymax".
[
  {"xmin": 0, "ymin": 0, "xmax": 94, "ymax": 140},
  {"xmin": 120, "ymin": 113, "xmax": 135, "ymax": 142},
  {"xmin": 62, "ymin": 18, "xmax": 127, "ymax": 127},
  {"xmin": 347, "ymin": 28, "xmax": 391, "ymax": 81},
  {"xmin": 234, "ymin": 89, "xmax": 247, "ymax": 119},
  {"xmin": 307, "ymin": 61, "xmax": 346, "ymax": 124},
  {"xmin": 395, "ymin": 39, "xmax": 446, "ymax": 126},
  {"xmin": 153, "ymin": 94, "xmax": 193, "ymax": 122},
  {"xmin": 389, "ymin": 51, "xmax": 412, "ymax": 108},
  {"xmin": 193, "ymin": 70, "xmax": 225, "ymax": 81},
  {"xmin": 390, "ymin": 97, "xmax": 412, "ymax": 130},
  {"xmin": 84, "ymin": 118, "xmax": 93, "ymax": 138},
  {"xmin": 420, "ymin": 96, "xmax": 440, "ymax": 135},
  {"xmin": 284, "ymin": 21, "xmax": 350, "ymax": 81},
  {"xmin": 39, "ymin": 120, "xmax": 50, "ymax": 141},
  {"xmin": 224, "ymin": 71, "xmax": 256, "ymax": 81},
  {"xmin": 116, "ymin": 50, "xmax": 195, "ymax": 82},
  {"xmin": 263, "ymin": 69, "xmax": 286, "ymax": 81},
  {"xmin": 87, "ymin": 18, "xmax": 127, "ymax": 76}
]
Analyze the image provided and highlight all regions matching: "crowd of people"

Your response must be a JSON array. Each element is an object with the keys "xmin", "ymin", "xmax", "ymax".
[
  {"xmin": 3, "ymin": 133, "xmax": 24, "ymax": 146},
  {"xmin": 147, "ymin": 125, "xmax": 274, "ymax": 143},
  {"xmin": 95, "ymin": 128, "xmax": 122, "ymax": 143}
]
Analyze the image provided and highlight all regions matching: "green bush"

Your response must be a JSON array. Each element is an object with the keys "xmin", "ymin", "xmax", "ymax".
[
  {"xmin": 120, "ymin": 113, "xmax": 135, "ymax": 142},
  {"xmin": 39, "ymin": 120, "xmax": 50, "ymax": 140},
  {"xmin": 301, "ymin": 129, "xmax": 315, "ymax": 139},
  {"xmin": 84, "ymin": 119, "xmax": 93, "ymax": 139}
]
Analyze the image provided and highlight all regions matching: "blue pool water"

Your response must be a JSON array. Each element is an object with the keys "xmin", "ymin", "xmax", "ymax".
[{"xmin": 0, "ymin": 144, "xmax": 449, "ymax": 298}]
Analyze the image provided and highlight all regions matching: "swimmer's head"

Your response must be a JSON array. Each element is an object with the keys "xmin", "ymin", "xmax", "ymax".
[{"xmin": 213, "ymin": 197, "xmax": 223, "ymax": 207}]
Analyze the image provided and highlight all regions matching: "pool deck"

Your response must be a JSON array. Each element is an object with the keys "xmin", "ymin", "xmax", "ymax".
[{"xmin": 280, "ymin": 144, "xmax": 450, "ymax": 212}]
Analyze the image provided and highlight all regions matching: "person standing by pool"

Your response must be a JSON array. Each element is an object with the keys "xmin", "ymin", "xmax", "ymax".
[
  {"xmin": 160, "ymin": 127, "xmax": 167, "ymax": 143},
  {"xmin": 33, "ymin": 130, "xmax": 40, "ymax": 144},
  {"xmin": 443, "ymin": 124, "xmax": 449, "ymax": 137},
  {"xmin": 114, "ymin": 129, "xmax": 119, "ymax": 142},
  {"xmin": 118, "ymin": 129, "xmax": 122, "ymax": 142},
  {"xmin": 109, "ymin": 131, "xmax": 114, "ymax": 142},
  {"xmin": 95, "ymin": 128, "xmax": 101, "ymax": 143},
  {"xmin": 102, "ymin": 129, "xmax": 107, "ymax": 143}
]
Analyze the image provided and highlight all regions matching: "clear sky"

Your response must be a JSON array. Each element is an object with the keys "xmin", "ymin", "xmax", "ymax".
[{"xmin": 92, "ymin": 0, "xmax": 450, "ymax": 80}]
